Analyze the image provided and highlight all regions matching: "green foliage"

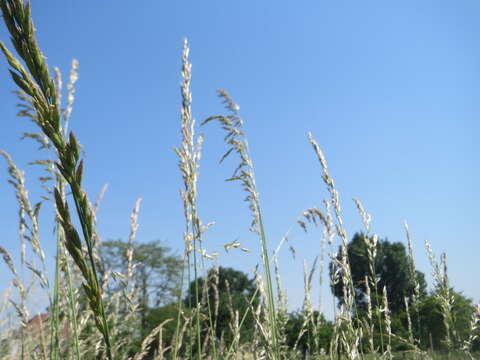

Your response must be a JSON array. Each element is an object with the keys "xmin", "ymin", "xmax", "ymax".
[
  {"xmin": 416, "ymin": 289, "xmax": 476, "ymax": 352},
  {"xmin": 99, "ymin": 239, "xmax": 182, "ymax": 339},
  {"xmin": 138, "ymin": 303, "xmax": 190, "ymax": 359},
  {"xmin": 145, "ymin": 304, "xmax": 182, "ymax": 346},
  {"xmin": 331, "ymin": 232, "xmax": 427, "ymax": 315},
  {"xmin": 100, "ymin": 239, "xmax": 182, "ymax": 308},
  {"xmin": 0, "ymin": 339, "xmax": 10, "ymax": 357},
  {"xmin": 184, "ymin": 266, "xmax": 259, "ymax": 345},
  {"xmin": 284, "ymin": 311, "xmax": 333, "ymax": 356}
]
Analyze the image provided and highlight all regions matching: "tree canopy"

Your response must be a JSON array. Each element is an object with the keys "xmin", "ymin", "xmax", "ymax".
[
  {"xmin": 99, "ymin": 239, "xmax": 182, "ymax": 335},
  {"xmin": 184, "ymin": 266, "xmax": 259, "ymax": 344},
  {"xmin": 417, "ymin": 289, "xmax": 477, "ymax": 351},
  {"xmin": 330, "ymin": 232, "xmax": 427, "ymax": 315},
  {"xmin": 100, "ymin": 239, "xmax": 182, "ymax": 307}
]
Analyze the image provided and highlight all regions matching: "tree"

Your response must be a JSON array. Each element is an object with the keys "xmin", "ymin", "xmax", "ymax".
[
  {"xmin": 417, "ymin": 289, "xmax": 476, "ymax": 352},
  {"xmin": 141, "ymin": 303, "xmax": 190, "ymax": 359},
  {"xmin": 184, "ymin": 266, "xmax": 259, "ymax": 345},
  {"xmin": 330, "ymin": 232, "xmax": 427, "ymax": 316},
  {"xmin": 99, "ymin": 239, "xmax": 182, "ymax": 335},
  {"xmin": 284, "ymin": 311, "xmax": 333, "ymax": 356}
]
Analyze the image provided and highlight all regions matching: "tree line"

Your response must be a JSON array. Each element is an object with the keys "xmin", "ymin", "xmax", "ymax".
[{"xmin": 97, "ymin": 233, "xmax": 479, "ymax": 358}]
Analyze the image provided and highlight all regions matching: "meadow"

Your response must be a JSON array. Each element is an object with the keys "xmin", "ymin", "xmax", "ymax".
[{"xmin": 0, "ymin": 1, "xmax": 479, "ymax": 359}]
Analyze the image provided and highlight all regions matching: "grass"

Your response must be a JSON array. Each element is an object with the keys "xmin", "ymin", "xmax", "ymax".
[{"xmin": 0, "ymin": 1, "xmax": 479, "ymax": 359}]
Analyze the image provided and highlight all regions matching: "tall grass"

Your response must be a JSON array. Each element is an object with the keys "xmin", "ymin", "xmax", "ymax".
[
  {"xmin": 202, "ymin": 90, "xmax": 281, "ymax": 360},
  {"xmin": 0, "ymin": 0, "xmax": 113, "ymax": 357},
  {"xmin": 0, "ymin": 1, "xmax": 478, "ymax": 359}
]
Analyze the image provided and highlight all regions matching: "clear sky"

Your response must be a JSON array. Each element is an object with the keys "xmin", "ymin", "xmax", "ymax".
[{"xmin": 0, "ymin": 1, "xmax": 478, "ymax": 318}]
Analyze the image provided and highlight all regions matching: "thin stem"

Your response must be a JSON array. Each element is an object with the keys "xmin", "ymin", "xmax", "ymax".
[
  {"xmin": 63, "ymin": 249, "xmax": 81, "ymax": 360},
  {"xmin": 49, "ymin": 224, "xmax": 61, "ymax": 360},
  {"xmin": 257, "ymin": 211, "xmax": 280, "ymax": 359}
]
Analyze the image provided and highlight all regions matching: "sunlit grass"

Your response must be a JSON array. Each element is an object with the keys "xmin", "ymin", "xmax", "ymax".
[{"xmin": 0, "ymin": 1, "xmax": 478, "ymax": 359}]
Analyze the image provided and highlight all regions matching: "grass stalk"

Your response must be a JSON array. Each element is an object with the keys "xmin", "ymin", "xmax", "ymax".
[
  {"xmin": 425, "ymin": 240, "xmax": 456, "ymax": 353},
  {"xmin": 405, "ymin": 222, "xmax": 422, "ymax": 347},
  {"xmin": 49, "ymin": 224, "xmax": 61, "ymax": 360},
  {"xmin": 62, "ymin": 239, "xmax": 81, "ymax": 360},
  {"xmin": 307, "ymin": 132, "xmax": 360, "ymax": 359},
  {"xmin": 0, "ymin": 1, "xmax": 113, "ymax": 357},
  {"xmin": 202, "ymin": 91, "xmax": 281, "ymax": 360},
  {"xmin": 174, "ymin": 39, "xmax": 218, "ymax": 359}
]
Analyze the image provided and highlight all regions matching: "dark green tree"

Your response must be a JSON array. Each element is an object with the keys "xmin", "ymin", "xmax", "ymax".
[
  {"xmin": 330, "ymin": 232, "xmax": 427, "ymax": 315},
  {"xmin": 138, "ymin": 303, "xmax": 191, "ymax": 359},
  {"xmin": 184, "ymin": 266, "xmax": 259, "ymax": 346},
  {"xmin": 284, "ymin": 311, "xmax": 333, "ymax": 356},
  {"xmin": 99, "ymin": 239, "xmax": 182, "ymax": 335},
  {"xmin": 416, "ymin": 289, "xmax": 476, "ymax": 352}
]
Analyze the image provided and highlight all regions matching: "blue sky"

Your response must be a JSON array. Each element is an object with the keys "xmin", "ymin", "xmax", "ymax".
[{"xmin": 0, "ymin": 1, "xmax": 478, "ymax": 318}]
